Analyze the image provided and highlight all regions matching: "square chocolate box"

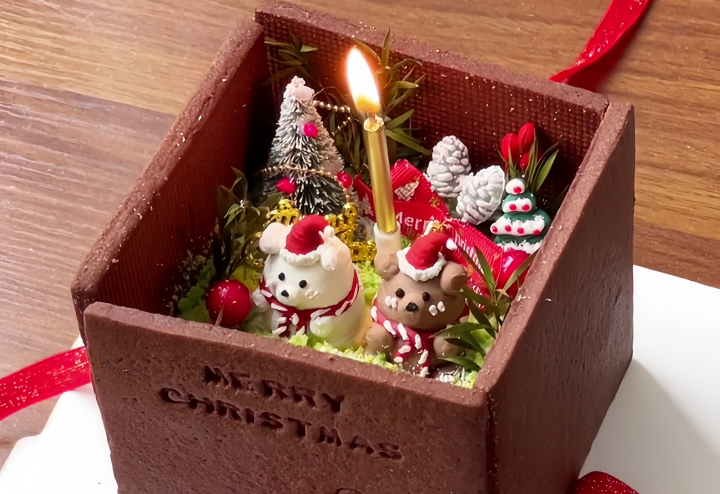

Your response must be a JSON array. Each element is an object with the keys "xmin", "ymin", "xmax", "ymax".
[{"xmin": 73, "ymin": 2, "xmax": 635, "ymax": 493}]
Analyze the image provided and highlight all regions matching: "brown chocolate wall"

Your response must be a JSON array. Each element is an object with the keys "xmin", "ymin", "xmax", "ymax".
[
  {"xmin": 73, "ymin": 22, "xmax": 274, "ymax": 334},
  {"xmin": 84, "ymin": 303, "xmax": 488, "ymax": 494},
  {"xmin": 479, "ymin": 103, "xmax": 635, "ymax": 494},
  {"xmin": 256, "ymin": 2, "xmax": 608, "ymax": 201}
]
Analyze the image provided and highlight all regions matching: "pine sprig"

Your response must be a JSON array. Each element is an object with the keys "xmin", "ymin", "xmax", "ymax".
[
  {"xmin": 433, "ymin": 247, "xmax": 537, "ymax": 372},
  {"xmin": 263, "ymin": 33, "xmax": 318, "ymax": 85},
  {"xmin": 215, "ymin": 168, "xmax": 282, "ymax": 281}
]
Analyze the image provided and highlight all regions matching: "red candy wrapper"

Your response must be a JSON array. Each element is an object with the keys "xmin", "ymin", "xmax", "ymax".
[
  {"xmin": 355, "ymin": 160, "xmax": 503, "ymax": 293},
  {"xmin": 354, "ymin": 159, "xmax": 449, "ymax": 239}
]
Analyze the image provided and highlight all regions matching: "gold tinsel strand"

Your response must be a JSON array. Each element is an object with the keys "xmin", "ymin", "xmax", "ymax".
[{"xmin": 259, "ymin": 164, "xmax": 353, "ymax": 204}]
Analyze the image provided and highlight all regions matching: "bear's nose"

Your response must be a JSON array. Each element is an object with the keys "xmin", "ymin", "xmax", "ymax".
[
  {"xmin": 280, "ymin": 290, "xmax": 289, "ymax": 298},
  {"xmin": 405, "ymin": 302, "xmax": 418, "ymax": 312}
]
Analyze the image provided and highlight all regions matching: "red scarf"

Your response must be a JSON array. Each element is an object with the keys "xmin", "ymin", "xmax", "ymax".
[
  {"xmin": 371, "ymin": 298, "xmax": 469, "ymax": 377},
  {"xmin": 258, "ymin": 271, "xmax": 360, "ymax": 337}
]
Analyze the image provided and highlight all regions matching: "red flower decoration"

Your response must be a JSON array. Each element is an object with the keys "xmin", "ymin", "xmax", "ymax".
[
  {"xmin": 496, "ymin": 248, "xmax": 530, "ymax": 298},
  {"xmin": 303, "ymin": 122, "xmax": 319, "ymax": 138},
  {"xmin": 500, "ymin": 133, "xmax": 520, "ymax": 163},
  {"xmin": 277, "ymin": 177, "xmax": 296, "ymax": 195},
  {"xmin": 517, "ymin": 122, "xmax": 536, "ymax": 154},
  {"xmin": 206, "ymin": 280, "xmax": 252, "ymax": 328},
  {"xmin": 337, "ymin": 171, "xmax": 353, "ymax": 188},
  {"xmin": 573, "ymin": 471, "xmax": 638, "ymax": 494},
  {"xmin": 519, "ymin": 153, "xmax": 530, "ymax": 170}
]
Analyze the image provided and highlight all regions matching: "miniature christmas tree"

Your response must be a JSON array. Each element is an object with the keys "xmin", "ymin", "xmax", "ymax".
[
  {"xmin": 261, "ymin": 77, "xmax": 346, "ymax": 215},
  {"xmin": 490, "ymin": 178, "xmax": 551, "ymax": 254}
]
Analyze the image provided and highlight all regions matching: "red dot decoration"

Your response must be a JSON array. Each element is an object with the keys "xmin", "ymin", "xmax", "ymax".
[
  {"xmin": 277, "ymin": 177, "xmax": 296, "ymax": 195},
  {"xmin": 303, "ymin": 122, "xmax": 319, "ymax": 138},
  {"xmin": 517, "ymin": 227, "xmax": 524, "ymax": 234},
  {"xmin": 514, "ymin": 186, "xmax": 522, "ymax": 193},
  {"xmin": 533, "ymin": 229, "xmax": 541, "ymax": 235},
  {"xmin": 505, "ymin": 225, "xmax": 512, "ymax": 232},
  {"xmin": 491, "ymin": 226, "xmax": 498, "ymax": 233},
  {"xmin": 522, "ymin": 204, "xmax": 530, "ymax": 211},
  {"xmin": 509, "ymin": 204, "xmax": 517, "ymax": 211},
  {"xmin": 336, "ymin": 171, "xmax": 352, "ymax": 188}
]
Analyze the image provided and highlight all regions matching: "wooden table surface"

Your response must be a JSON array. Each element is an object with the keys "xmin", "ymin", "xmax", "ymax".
[{"xmin": 1, "ymin": 0, "xmax": 719, "ymax": 468}]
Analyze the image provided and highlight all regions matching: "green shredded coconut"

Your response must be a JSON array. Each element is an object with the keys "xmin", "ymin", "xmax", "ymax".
[
  {"xmin": 230, "ymin": 263, "xmax": 262, "ymax": 291},
  {"xmin": 357, "ymin": 261, "xmax": 382, "ymax": 306},
  {"xmin": 289, "ymin": 334, "xmax": 400, "ymax": 372}
]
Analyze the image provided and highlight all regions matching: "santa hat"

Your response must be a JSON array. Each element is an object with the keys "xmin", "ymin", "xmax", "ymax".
[
  {"xmin": 280, "ymin": 215, "xmax": 335, "ymax": 266},
  {"xmin": 397, "ymin": 232, "xmax": 457, "ymax": 282}
]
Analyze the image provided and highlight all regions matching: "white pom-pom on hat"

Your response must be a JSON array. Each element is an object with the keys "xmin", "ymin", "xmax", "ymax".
[
  {"xmin": 397, "ymin": 231, "xmax": 456, "ymax": 282},
  {"xmin": 506, "ymin": 178, "xmax": 526, "ymax": 195}
]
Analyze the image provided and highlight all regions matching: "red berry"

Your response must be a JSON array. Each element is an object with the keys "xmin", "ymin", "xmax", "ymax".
[
  {"xmin": 337, "ymin": 171, "xmax": 353, "ymax": 188},
  {"xmin": 277, "ymin": 177, "xmax": 296, "ymax": 195},
  {"xmin": 509, "ymin": 204, "xmax": 517, "ymax": 211},
  {"xmin": 504, "ymin": 225, "xmax": 512, "ymax": 232},
  {"xmin": 496, "ymin": 249, "xmax": 531, "ymax": 298},
  {"xmin": 206, "ymin": 280, "xmax": 252, "ymax": 328},
  {"xmin": 303, "ymin": 122, "xmax": 319, "ymax": 138},
  {"xmin": 573, "ymin": 471, "xmax": 638, "ymax": 494},
  {"xmin": 533, "ymin": 229, "xmax": 541, "ymax": 235},
  {"xmin": 500, "ymin": 133, "xmax": 520, "ymax": 163},
  {"xmin": 517, "ymin": 123, "xmax": 536, "ymax": 155},
  {"xmin": 514, "ymin": 186, "xmax": 522, "ymax": 194},
  {"xmin": 517, "ymin": 227, "xmax": 524, "ymax": 234},
  {"xmin": 522, "ymin": 204, "xmax": 530, "ymax": 211}
]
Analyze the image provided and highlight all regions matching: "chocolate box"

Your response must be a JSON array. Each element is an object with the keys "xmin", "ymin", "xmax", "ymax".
[{"xmin": 73, "ymin": 3, "xmax": 635, "ymax": 493}]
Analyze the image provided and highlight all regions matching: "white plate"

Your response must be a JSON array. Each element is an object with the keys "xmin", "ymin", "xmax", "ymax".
[{"xmin": 2, "ymin": 267, "xmax": 719, "ymax": 493}]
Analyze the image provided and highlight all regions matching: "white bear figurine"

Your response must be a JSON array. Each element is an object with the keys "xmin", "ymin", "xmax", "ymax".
[{"xmin": 252, "ymin": 214, "xmax": 368, "ymax": 349}]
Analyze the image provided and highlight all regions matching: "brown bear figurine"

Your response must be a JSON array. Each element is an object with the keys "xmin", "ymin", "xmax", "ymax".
[{"xmin": 366, "ymin": 231, "xmax": 469, "ymax": 376}]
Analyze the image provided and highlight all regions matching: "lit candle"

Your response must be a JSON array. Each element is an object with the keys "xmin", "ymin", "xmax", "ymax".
[{"xmin": 347, "ymin": 48, "xmax": 397, "ymax": 236}]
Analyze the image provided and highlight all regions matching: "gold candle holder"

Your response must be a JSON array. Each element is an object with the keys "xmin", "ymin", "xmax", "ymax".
[
  {"xmin": 363, "ymin": 114, "xmax": 395, "ymax": 233},
  {"xmin": 347, "ymin": 47, "xmax": 397, "ymax": 235},
  {"xmin": 347, "ymin": 47, "xmax": 401, "ymax": 258}
]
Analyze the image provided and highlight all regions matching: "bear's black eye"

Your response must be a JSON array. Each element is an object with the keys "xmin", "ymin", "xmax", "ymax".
[
  {"xmin": 422, "ymin": 292, "xmax": 431, "ymax": 302},
  {"xmin": 395, "ymin": 288, "xmax": 405, "ymax": 298},
  {"xmin": 299, "ymin": 280, "xmax": 307, "ymax": 288},
  {"xmin": 278, "ymin": 273, "xmax": 285, "ymax": 281}
]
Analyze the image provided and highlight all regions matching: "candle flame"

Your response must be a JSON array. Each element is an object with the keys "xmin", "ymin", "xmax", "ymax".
[{"xmin": 347, "ymin": 48, "xmax": 381, "ymax": 115}]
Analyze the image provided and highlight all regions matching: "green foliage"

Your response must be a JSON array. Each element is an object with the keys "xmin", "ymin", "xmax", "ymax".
[
  {"xmin": 177, "ymin": 259, "xmax": 216, "ymax": 323},
  {"xmin": 215, "ymin": 168, "xmax": 282, "ymax": 281},
  {"xmin": 434, "ymin": 247, "xmax": 536, "ymax": 372},
  {"xmin": 505, "ymin": 138, "xmax": 560, "ymax": 195},
  {"xmin": 263, "ymin": 33, "xmax": 318, "ymax": 85}
]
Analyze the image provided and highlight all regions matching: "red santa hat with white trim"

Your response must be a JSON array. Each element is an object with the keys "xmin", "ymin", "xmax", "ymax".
[
  {"xmin": 397, "ymin": 231, "xmax": 457, "ymax": 282},
  {"xmin": 280, "ymin": 215, "xmax": 336, "ymax": 266},
  {"xmin": 257, "ymin": 214, "xmax": 336, "ymax": 267}
]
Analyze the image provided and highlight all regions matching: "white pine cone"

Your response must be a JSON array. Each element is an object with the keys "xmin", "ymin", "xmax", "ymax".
[
  {"xmin": 456, "ymin": 166, "xmax": 505, "ymax": 225},
  {"xmin": 427, "ymin": 136, "xmax": 471, "ymax": 198}
]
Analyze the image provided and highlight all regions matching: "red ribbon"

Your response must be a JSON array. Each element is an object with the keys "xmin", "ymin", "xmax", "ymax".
[
  {"xmin": 551, "ymin": 0, "xmax": 653, "ymax": 89},
  {"xmin": 574, "ymin": 471, "xmax": 639, "ymax": 494},
  {"xmin": 0, "ymin": 346, "xmax": 91, "ymax": 421}
]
